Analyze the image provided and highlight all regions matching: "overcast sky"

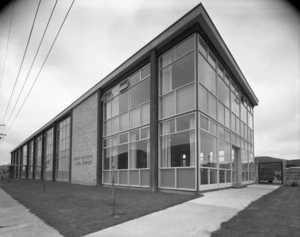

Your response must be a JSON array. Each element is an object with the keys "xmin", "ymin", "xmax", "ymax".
[{"xmin": 0, "ymin": 0, "xmax": 299, "ymax": 165}]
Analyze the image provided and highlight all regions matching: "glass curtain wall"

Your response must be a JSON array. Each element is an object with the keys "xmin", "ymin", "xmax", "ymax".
[
  {"xmin": 56, "ymin": 117, "xmax": 71, "ymax": 181},
  {"xmin": 28, "ymin": 141, "xmax": 34, "ymax": 179},
  {"xmin": 44, "ymin": 128, "xmax": 54, "ymax": 180},
  {"xmin": 21, "ymin": 145, "xmax": 27, "ymax": 179},
  {"xmin": 158, "ymin": 35, "xmax": 197, "ymax": 191},
  {"xmin": 102, "ymin": 64, "xmax": 151, "ymax": 187},
  {"xmin": 35, "ymin": 135, "xmax": 42, "ymax": 179},
  {"xmin": 198, "ymin": 34, "xmax": 255, "ymax": 190}
]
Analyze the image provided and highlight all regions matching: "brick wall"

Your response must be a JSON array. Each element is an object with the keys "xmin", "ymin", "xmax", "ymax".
[{"xmin": 71, "ymin": 92, "xmax": 98, "ymax": 185}]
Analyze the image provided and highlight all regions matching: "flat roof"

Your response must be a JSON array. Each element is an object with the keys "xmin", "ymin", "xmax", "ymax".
[{"xmin": 11, "ymin": 3, "xmax": 258, "ymax": 152}]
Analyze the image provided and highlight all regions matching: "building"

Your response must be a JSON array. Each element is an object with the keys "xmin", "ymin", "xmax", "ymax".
[
  {"xmin": 10, "ymin": 3, "xmax": 258, "ymax": 192},
  {"xmin": 255, "ymin": 157, "xmax": 300, "ymax": 185}
]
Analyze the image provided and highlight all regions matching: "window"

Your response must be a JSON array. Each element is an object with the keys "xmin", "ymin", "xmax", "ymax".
[
  {"xmin": 160, "ymin": 113, "xmax": 195, "ymax": 168},
  {"xmin": 218, "ymin": 77, "xmax": 230, "ymax": 107},
  {"xmin": 218, "ymin": 140, "xmax": 231, "ymax": 169},
  {"xmin": 198, "ymin": 53, "xmax": 216, "ymax": 95},
  {"xmin": 44, "ymin": 128, "xmax": 54, "ymax": 180},
  {"xmin": 35, "ymin": 135, "xmax": 42, "ymax": 180},
  {"xmin": 198, "ymin": 84, "xmax": 208, "ymax": 113},
  {"xmin": 56, "ymin": 117, "xmax": 71, "ymax": 181},
  {"xmin": 159, "ymin": 36, "xmax": 196, "ymax": 119},
  {"xmin": 130, "ymin": 78, "xmax": 150, "ymax": 108},
  {"xmin": 199, "ymin": 130, "xmax": 217, "ymax": 168},
  {"xmin": 103, "ymin": 65, "xmax": 151, "ymax": 137}
]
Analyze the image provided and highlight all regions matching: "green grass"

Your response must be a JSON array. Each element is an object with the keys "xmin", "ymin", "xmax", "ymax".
[
  {"xmin": 0, "ymin": 179, "xmax": 195, "ymax": 237},
  {"xmin": 211, "ymin": 185, "xmax": 300, "ymax": 237}
]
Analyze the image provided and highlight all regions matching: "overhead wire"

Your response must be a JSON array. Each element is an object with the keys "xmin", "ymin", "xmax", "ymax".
[
  {"xmin": 4, "ymin": 0, "xmax": 76, "ymax": 135},
  {"xmin": 4, "ymin": 0, "xmax": 59, "ymax": 129},
  {"xmin": 0, "ymin": 0, "xmax": 42, "ymax": 126},
  {"xmin": 0, "ymin": 0, "xmax": 15, "ymax": 91}
]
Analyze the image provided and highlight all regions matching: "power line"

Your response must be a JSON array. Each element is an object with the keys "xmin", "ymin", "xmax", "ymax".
[
  {"xmin": 0, "ymin": 0, "xmax": 42, "ymax": 125},
  {"xmin": 4, "ymin": 0, "xmax": 59, "ymax": 128},
  {"xmin": 4, "ymin": 0, "xmax": 76, "ymax": 135},
  {"xmin": 0, "ymin": 0, "xmax": 15, "ymax": 91}
]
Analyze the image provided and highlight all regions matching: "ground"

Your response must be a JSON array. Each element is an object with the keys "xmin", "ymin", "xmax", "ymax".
[
  {"xmin": 211, "ymin": 185, "xmax": 300, "ymax": 237},
  {"xmin": 0, "ymin": 179, "xmax": 195, "ymax": 237}
]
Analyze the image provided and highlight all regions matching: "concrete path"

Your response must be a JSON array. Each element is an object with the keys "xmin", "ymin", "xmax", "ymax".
[
  {"xmin": 85, "ymin": 184, "xmax": 280, "ymax": 237},
  {"xmin": 0, "ymin": 188, "xmax": 62, "ymax": 237}
]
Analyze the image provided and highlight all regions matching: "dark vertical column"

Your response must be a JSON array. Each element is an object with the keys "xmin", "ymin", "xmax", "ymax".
[
  {"xmin": 26, "ymin": 142, "xmax": 29, "ymax": 179},
  {"xmin": 69, "ymin": 112, "xmax": 73, "ymax": 183},
  {"xmin": 150, "ymin": 50, "xmax": 158, "ymax": 191},
  {"xmin": 41, "ymin": 131, "xmax": 45, "ymax": 180},
  {"xmin": 97, "ymin": 89, "xmax": 103, "ymax": 185},
  {"xmin": 20, "ymin": 148, "xmax": 23, "ymax": 178},
  {"xmin": 195, "ymin": 34, "xmax": 199, "ymax": 194},
  {"xmin": 52, "ymin": 122, "xmax": 57, "ymax": 181},
  {"xmin": 33, "ymin": 137, "xmax": 36, "ymax": 180}
]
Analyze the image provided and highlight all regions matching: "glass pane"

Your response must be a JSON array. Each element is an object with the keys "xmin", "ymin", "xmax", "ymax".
[
  {"xmin": 225, "ymin": 108, "xmax": 230, "ymax": 128},
  {"xmin": 161, "ymin": 66, "xmax": 172, "ymax": 95},
  {"xmin": 141, "ymin": 65, "xmax": 150, "ymax": 79},
  {"xmin": 119, "ymin": 133, "xmax": 128, "ymax": 144},
  {"xmin": 112, "ymin": 136, "xmax": 118, "ymax": 146},
  {"xmin": 176, "ymin": 113, "xmax": 195, "ymax": 131},
  {"xmin": 218, "ymin": 78, "xmax": 230, "ymax": 107},
  {"xmin": 131, "ymin": 78, "xmax": 150, "ymax": 108},
  {"xmin": 231, "ymin": 113, "xmax": 236, "ymax": 132},
  {"xmin": 111, "ymin": 96, "xmax": 119, "ymax": 117},
  {"xmin": 172, "ymin": 53, "xmax": 194, "ymax": 90},
  {"xmin": 160, "ymin": 92, "xmax": 175, "ymax": 118},
  {"xmin": 209, "ymin": 121, "xmax": 217, "ymax": 135},
  {"xmin": 200, "ymin": 130, "xmax": 217, "ymax": 168},
  {"xmin": 210, "ymin": 169, "xmax": 218, "ymax": 184},
  {"xmin": 225, "ymin": 130, "xmax": 231, "ymax": 142},
  {"xmin": 118, "ymin": 144, "xmax": 128, "ymax": 169},
  {"xmin": 241, "ymin": 104, "xmax": 247, "ymax": 123},
  {"xmin": 161, "ymin": 119, "xmax": 175, "ymax": 135},
  {"xmin": 200, "ymin": 115, "xmax": 209, "ymax": 131},
  {"xmin": 218, "ymin": 102, "xmax": 225, "ymax": 125},
  {"xmin": 141, "ymin": 127, "xmax": 150, "ymax": 139},
  {"xmin": 111, "ymin": 116, "xmax": 119, "ymax": 134},
  {"xmin": 206, "ymin": 62, "xmax": 216, "ymax": 95},
  {"xmin": 198, "ymin": 84, "xmax": 208, "ymax": 114},
  {"xmin": 218, "ymin": 63, "xmax": 224, "ymax": 78},
  {"xmin": 200, "ymin": 168, "xmax": 209, "ymax": 184},
  {"xmin": 104, "ymin": 149, "xmax": 110, "ymax": 170},
  {"xmin": 219, "ymin": 140, "xmax": 231, "ymax": 169},
  {"xmin": 208, "ymin": 93, "xmax": 217, "ymax": 119},
  {"xmin": 129, "ymin": 140, "xmax": 148, "ymax": 169},
  {"xmin": 176, "ymin": 36, "xmax": 194, "ymax": 59},
  {"xmin": 162, "ymin": 130, "xmax": 195, "ymax": 167},
  {"xmin": 129, "ymin": 129, "xmax": 139, "ymax": 142},
  {"xmin": 119, "ymin": 91, "xmax": 129, "ymax": 113},
  {"xmin": 141, "ymin": 102, "xmax": 150, "ymax": 125},
  {"xmin": 218, "ymin": 126, "xmax": 225, "ymax": 139},
  {"xmin": 130, "ymin": 107, "xmax": 140, "ymax": 128},
  {"xmin": 198, "ymin": 37, "xmax": 207, "ymax": 57},
  {"xmin": 161, "ymin": 49, "xmax": 175, "ymax": 68},
  {"xmin": 130, "ymin": 71, "xmax": 140, "ymax": 86},
  {"xmin": 177, "ymin": 84, "xmax": 195, "ymax": 114},
  {"xmin": 119, "ymin": 112, "xmax": 129, "ymax": 131},
  {"xmin": 208, "ymin": 51, "xmax": 216, "ymax": 69}
]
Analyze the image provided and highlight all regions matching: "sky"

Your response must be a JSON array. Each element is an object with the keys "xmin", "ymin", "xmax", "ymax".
[{"xmin": 0, "ymin": 0, "xmax": 299, "ymax": 165}]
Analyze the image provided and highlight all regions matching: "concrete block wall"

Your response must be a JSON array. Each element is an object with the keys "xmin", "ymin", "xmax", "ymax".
[{"xmin": 71, "ymin": 92, "xmax": 98, "ymax": 185}]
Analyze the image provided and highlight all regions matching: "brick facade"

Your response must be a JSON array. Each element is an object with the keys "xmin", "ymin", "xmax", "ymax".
[{"xmin": 71, "ymin": 93, "xmax": 98, "ymax": 185}]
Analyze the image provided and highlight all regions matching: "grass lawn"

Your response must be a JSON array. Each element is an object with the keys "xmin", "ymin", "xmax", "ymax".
[
  {"xmin": 0, "ymin": 179, "xmax": 196, "ymax": 237},
  {"xmin": 211, "ymin": 185, "xmax": 300, "ymax": 237}
]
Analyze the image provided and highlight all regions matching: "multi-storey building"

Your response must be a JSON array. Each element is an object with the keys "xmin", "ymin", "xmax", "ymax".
[{"xmin": 10, "ymin": 3, "xmax": 258, "ymax": 192}]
